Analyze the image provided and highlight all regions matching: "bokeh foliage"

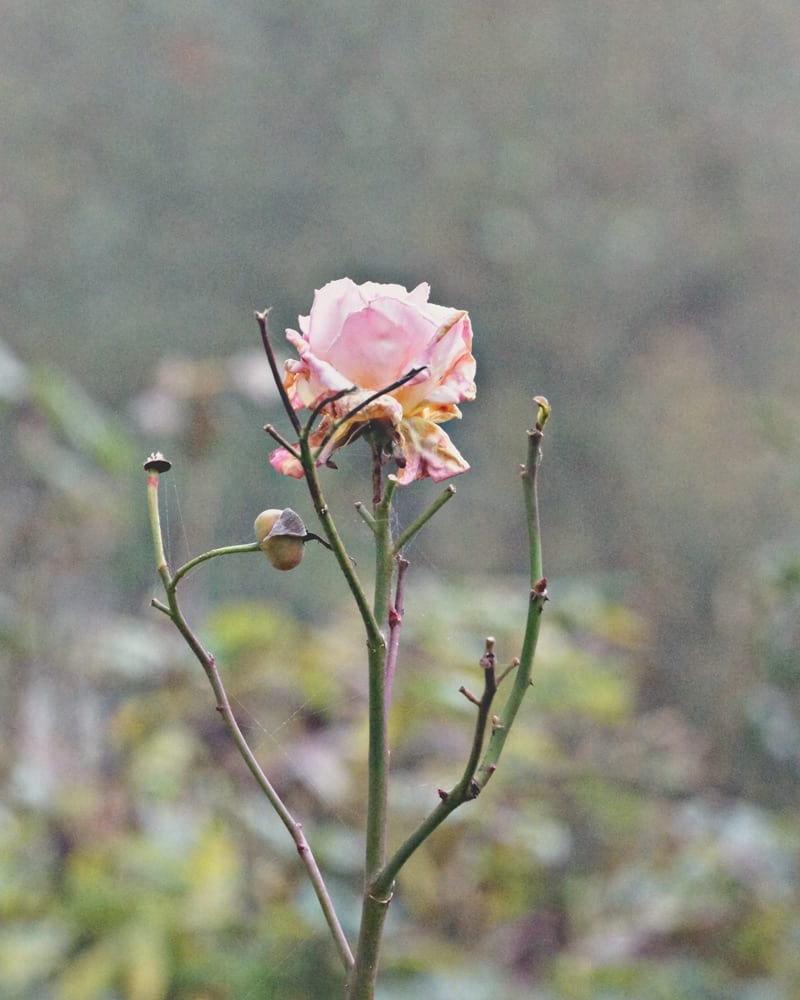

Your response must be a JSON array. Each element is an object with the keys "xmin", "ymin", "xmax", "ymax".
[{"xmin": 2, "ymin": 0, "xmax": 800, "ymax": 996}]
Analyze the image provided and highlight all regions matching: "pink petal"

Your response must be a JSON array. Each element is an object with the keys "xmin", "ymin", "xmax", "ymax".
[
  {"xmin": 283, "ymin": 329, "xmax": 355, "ymax": 409},
  {"xmin": 269, "ymin": 446, "xmax": 305, "ymax": 479},
  {"xmin": 396, "ymin": 310, "xmax": 476, "ymax": 411},
  {"xmin": 304, "ymin": 278, "xmax": 367, "ymax": 354},
  {"xmin": 325, "ymin": 298, "xmax": 438, "ymax": 389}
]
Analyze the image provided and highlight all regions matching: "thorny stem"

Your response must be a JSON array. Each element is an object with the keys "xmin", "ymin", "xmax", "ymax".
[
  {"xmin": 364, "ymin": 473, "xmax": 395, "ymax": 870},
  {"xmin": 384, "ymin": 556, "xmax": 409, "ymax": 716},
  {"xmin": 145, "ymin": 463, "xmax": 354, "ymax": 974},
  {"xmin": 370, "ymin": 638, "xmax": 500, "ymax": 901},
  {"xmin": 473, "ymin": 397, "xmax": 550, "ymax": 789},
  {"xmin": 368, "ymin": 398, "xmax": 550, "ymax": 907},
  {"xmin": 274, "ymin": 367, "xmax": 394, "ymax": 999},
  {"xmin": 344, "ymin": 454, "xmax": 396, "ymax": 1000},
  {"xmin": 299, "ymin": 435, "xmax": 383, "ymax": 646}
]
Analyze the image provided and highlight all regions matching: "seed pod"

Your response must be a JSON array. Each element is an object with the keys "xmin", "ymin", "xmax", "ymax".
[
  {"xmin": 254, "ymin": 509, "xmax": 282, "ymax": 545},
  {"xmin": 254, "ymin": 508, "xmax": 306, "ymax": 571}
]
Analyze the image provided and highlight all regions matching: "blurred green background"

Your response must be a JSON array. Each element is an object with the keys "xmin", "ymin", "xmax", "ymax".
[{"xmin": 2, "ymin": 1, "xmax": 799, "ymax": 997}]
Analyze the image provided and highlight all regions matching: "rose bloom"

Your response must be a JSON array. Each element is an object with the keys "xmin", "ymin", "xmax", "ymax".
[{"xmin": 270, "ymin": 278, "xmax": 476, "ymax": 484}]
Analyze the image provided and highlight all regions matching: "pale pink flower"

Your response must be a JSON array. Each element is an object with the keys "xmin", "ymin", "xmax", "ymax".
[{"xmin": 270, "ymin": 278, "xmax": 476, "ymax": 484}]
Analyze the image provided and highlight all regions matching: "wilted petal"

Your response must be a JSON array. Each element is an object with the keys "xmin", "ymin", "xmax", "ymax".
[
  {"xmin": 269, "ymin": 445, "xmax": 305, "ymax": 479},
  {"xmin": 394, "ymin": 413, "xmax": 470, "ymax": 484},
  {"xmin": 396, "ymin": 310, "xmax": 476, "ymax": 411},
  {"xmin": 283, "ymin": 328, "xmax": 355, "ymax": 409},
  {"xmin": 311, "ymin": 391, "xmax": 404, "ymax": 465}
]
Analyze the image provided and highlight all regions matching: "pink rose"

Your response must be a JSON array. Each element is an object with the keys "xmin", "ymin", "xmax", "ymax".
[{"xmin": 270, "ymin": 278, "xmax": 476, "ymax": 484}]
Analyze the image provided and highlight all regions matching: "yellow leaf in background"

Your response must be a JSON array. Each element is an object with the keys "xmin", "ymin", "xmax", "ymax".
[
  {"xmin": 182, "ymin": 824, "xmax": 241, "ymax": 930},
  {"xmin": 121, "ymin": 922, "xmax": 170, "ymax": 1000},
  {"xmin": 56, "ymin": 937, "xmax": 118, "ymax": 1000}
]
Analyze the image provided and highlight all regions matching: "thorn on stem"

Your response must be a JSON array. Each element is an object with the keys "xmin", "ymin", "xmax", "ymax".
[
  {"xmin": 438, "ymin": 788, "xmax": 449, "ymax": 802},
  {"xmin": 531, "ymin": 577, "xmax": 549, "ymax": 602}
]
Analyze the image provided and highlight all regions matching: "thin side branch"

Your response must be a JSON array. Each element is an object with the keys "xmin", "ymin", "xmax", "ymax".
[
  {"xmin": 473, "ymin": 398, "xmax": 549, "ymax": 790},
  {"xmin": 372, "ymin": 636, "xmax": 500, "ymax": 898},
  {"xmin": 354, "ymin": 501, "xmax": 377, "ymax": 534},
  {"xmin": 256, "ymin": 310, "xmax": 302, "ymax": 434},
  {"xmin": 264, "ymin": 423, "xmax": 300, "ymax": 456},
  {"xmin": 172, "ymin": 542, "xmax": 260, "ymax": 588},
  {"xmin": 393, "ymin": 484, "xmax": 456, "ymax": 554},
  {"xmin": 314, "ymin": 366, "xmax": 429, "ymax": 465},
  {"xmin": 145, "ymin": 460, "xmax": 353, "ymax": 973}
]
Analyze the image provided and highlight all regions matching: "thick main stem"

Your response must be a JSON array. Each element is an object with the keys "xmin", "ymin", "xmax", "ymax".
[
  {"xmin": 366, "ymin": 476, "xmax": 394, "ymax": 875},
  {"xmin": 346, "ymin": 463, "xmax": 396, "ymax": 1000}
]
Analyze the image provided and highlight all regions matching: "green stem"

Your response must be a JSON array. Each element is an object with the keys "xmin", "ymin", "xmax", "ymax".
[
  {"xmin": 300, "ymin": 443, "xmax": 383, "ymax": 645},
  {"xmin": 294, "ymin": 435, "xmax": 394, "ymax": 999},
  {"xmin": 354, "ymin": 501, "xmax": 377, "ymax": 534},
  {"xmin": 473, "ymin": 416, "xmax": 547, "ymax": 788},
  {"xmin": 373, "ymin": 642, "xmax": 498, "ymax": 898},
  {"xmin": 145, "ymin": 470, "xmax": 170, "ymax": 589},
  {"xmin": 366, "ymin": 476, "xmax": 395, "ymax": 872},
  {"xmin": 172, "ymin": 542, "xmax": 260, "ymax": 588},
  {"xmin": 392, "ymin": 484, "xmax": 456, "ymax": 554},
  {"xmin": 345, "ymin": 462, "xmax": 396, "ymax": 1000},
  {"xmin": 345, "ymin": 893, "xmax": 392, "ymax": 1000}
]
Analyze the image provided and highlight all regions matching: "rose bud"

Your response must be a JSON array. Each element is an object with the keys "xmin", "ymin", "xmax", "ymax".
[{"xmin": 254, "ymin": 508, "xmax": 306, "ymax": 571}]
